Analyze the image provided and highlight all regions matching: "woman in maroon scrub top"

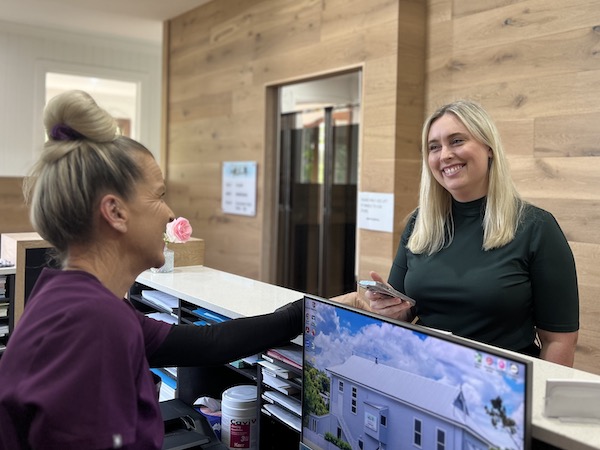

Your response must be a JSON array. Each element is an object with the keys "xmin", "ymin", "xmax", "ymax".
[{"xmin": 0, "ymin": 90, "xmax": 302, "ymax": 450}]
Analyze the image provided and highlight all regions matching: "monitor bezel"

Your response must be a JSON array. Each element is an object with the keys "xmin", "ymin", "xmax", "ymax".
[{"xmin": 300, "ymin": 293, "xmax": 533, "ymax": 450}]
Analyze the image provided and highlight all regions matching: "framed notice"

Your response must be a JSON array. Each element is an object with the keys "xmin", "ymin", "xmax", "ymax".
[
  {"xmin": 357, "ymin": 192, "xmax": 394, "ymax": 233},
  {"xmin": 222, "ymin": 161, "xmax": 257, "ymax": 216}
]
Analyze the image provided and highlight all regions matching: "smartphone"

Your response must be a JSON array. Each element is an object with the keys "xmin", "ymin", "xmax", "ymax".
[{"xmin": 358, "ymin": 280, "xmax": 417, "ymax": 306}]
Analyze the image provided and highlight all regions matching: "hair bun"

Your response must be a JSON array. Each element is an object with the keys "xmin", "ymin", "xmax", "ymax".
[{"xmin": 44, "ymin": 90, "xmax": 118, "ymax": 144}]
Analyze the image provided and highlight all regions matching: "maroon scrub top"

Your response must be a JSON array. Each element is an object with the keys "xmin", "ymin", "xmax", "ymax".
[{"xmin": 0, "ymin": 269, "xmax": 172, "ymax": 450}]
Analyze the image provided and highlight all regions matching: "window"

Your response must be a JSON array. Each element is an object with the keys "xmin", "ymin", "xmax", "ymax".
[
  {"xmin": 380, "ymin": 415, "xmax": 387, "ymax": 427},
  {"xmin": 46, "ymin": 73, "xmax": 138, "ymax": 139},
  {"xmin": 436, "ymin": 428, "xmax": 446, "ymax": 450},
  {"xmin": 413, "ymin": 419, "xmax": 422, "ymax": 447},
  {"xmin": 338, "ymin": 380, "xmax": 344, "ymax": 392},
  {"xmin": 351, "ymin": 386, "xmax": 357, "ymax": 414}
]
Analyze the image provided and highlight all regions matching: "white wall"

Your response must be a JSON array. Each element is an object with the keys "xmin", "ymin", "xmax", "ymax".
[{"xmin": 0, "ymin": 20, "xmax": 162, "ymax": 176}]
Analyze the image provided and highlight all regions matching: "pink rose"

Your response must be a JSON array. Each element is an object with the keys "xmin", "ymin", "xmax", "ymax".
[{"xmin": 165, "ymin": 217, "xmax": 193, "ymax": 243}]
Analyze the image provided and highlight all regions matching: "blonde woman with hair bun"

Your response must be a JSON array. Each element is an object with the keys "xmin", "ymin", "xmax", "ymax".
[
  {"xmin": 362, "ymin": 100, "xmax": 579, "ymax": 367},
  {"xmin": 0, "ymin": 90, "xmax": 303, "ymax": 449}
]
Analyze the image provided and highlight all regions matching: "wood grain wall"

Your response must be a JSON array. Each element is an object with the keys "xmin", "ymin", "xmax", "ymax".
[
  {"xmin": 166, "ymin": 0, "xmax": 599, "ymax": 374},
  {"xmin": 164, "ymin": 0, "xmax": 426, "ymax": 282},
  {"xmin": 427, "ymin": 0, "xmax": 600, "ymax": 374},
  {"xmin": 0, "ymin": 178, "xmax": 33, "ymax": 239}
]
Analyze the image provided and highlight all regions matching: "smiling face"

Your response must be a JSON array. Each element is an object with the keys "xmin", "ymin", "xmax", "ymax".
[{"xmin": 427, "ymin": 113, "xmax": 493, "ymax": 202}]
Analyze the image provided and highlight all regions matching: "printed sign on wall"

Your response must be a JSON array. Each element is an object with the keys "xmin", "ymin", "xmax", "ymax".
[
  {"xmin": 222, "ymin": 161, "xmax": 257, "ymax": 216},
  {"xmin": 357, "ymin": 192, "xmax": 394, "ymax": 233}
]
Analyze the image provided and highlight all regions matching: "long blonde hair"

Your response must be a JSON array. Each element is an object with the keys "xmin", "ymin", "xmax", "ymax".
[{"xmin": 407, "ymin": 100, "xmax": 523, "ymax": 255}]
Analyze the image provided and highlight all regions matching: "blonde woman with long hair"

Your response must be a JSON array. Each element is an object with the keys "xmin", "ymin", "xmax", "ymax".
[{"xmin": 366, "ymin": 100, "xmax": 579, "ymax": 367}]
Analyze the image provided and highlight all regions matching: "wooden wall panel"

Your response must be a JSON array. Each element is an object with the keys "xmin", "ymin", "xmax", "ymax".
[
  {"xmin": 510, "ymin": 157, "xmax": 600, "ymax": 201},
  {"xmin": 431, "ymin": 28, "xmax": 600, "ymax": 92},
  {"xmin": 571, "ymin": 242, "xmax": 600, "ymax": 375},
  {"xmin": 535, "ymin": 112, "xmax": 600, "ymax": 157},
  {"xmin": 453, "ymin": 1, "xmax": 529, "ymax": 18},
  {"xmin": 320, "ymin": 0, "xmax": 399, "ymax": 38},
  {"xmin": 0, "ymin": 178, "xmax": 33, "ymax": 240},
  {"xmin": 427, "ymin": 0, "xmax": 600, "ymax": 374},
  {"xmin": 453, "ymin": 0, "xmax": 599, "ymax": 49},
  {"xmin": 496, "ymin": 119, "xmax": 533, "ymax": 156},
  {"xmin": 166, "ymin": 0, "xmax": 426, "ymax": 283},
  {"xmin": 528, "ymin": 198, "xmax": 600, "ymax": 244}
]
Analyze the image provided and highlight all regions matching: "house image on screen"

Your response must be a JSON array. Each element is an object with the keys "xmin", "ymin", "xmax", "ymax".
[{"xmin": 304, "ymin": 355, "xmax": 498, "ymax": 450}]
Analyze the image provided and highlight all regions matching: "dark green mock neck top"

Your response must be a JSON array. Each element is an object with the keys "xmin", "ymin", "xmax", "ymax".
[{"xmin": 389, "ymin": 197, "xmax": 579, "ymax": 354}]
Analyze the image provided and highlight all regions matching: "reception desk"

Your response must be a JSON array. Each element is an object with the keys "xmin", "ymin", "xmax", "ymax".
[
  {"xmin": 136, "ymin": 265, "xmax": 600, "ymax": 450},
  {"xmin": 525, "ymin": 357, "xmax": 600, "ymax": 450},
  {"xmin": 135, "ymin": 265, "xmax": 302, "ymax": 320}
]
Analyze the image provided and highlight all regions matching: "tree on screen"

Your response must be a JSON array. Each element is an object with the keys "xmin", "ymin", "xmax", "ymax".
[
  {"xmin": 303, "ymin": 366, "xmax": 330, "ymax": 416},
  {"xmin": 485, "ymin": 396, "xmax": 520, "ymax": 450}
]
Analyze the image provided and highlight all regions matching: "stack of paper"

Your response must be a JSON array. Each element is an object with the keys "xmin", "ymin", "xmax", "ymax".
[
  {"xmin": 0, "ymin": 302, "xmax": 8, "ymax": 318},
  {"xmin": 241, "ymin": 354, "xmax": 262, "ymax": 366},
  {"xmin": 147, "ymin": 312, "xmax": 178, "ymax": 325},
  {"xmin": 262, "ymin": 390, "xmax": 301, "ymax": 416},
  {"xmin": 259, "ymin": 342, "xmax": 303, "ymax": 432},
  {"xmin": 265, "ymin": 345, "xmax": 302, "ymax": 370},
  {"xmin": 164, "ymin": 367, "xmax": 177, "ymax": 379},
  {"xmin": 259, "ymin": 359, "xmax": 293, "ymax": 379},
  {"xmin": 0, "ymin": 275, "xmax": 6, "ymax": 299},
  {"xmin": 152, "ymin": 368, "xmax": 176, "ymax": 402},
  {"xmin": 261, "ymin": 370, "xmax": 299, "ymax": 395},
  {"xmin": 141, "ymin": 290, "xmax": 179, "ymax": 314},
  {"xmin": 261, "ymin": 403, "xmax": 301, "ymax": 432}
]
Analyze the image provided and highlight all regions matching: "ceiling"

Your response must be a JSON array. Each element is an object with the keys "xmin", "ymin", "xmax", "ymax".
[{"xmin": 0, "ymin": 0, "xmax": 213, "ymax": 43}]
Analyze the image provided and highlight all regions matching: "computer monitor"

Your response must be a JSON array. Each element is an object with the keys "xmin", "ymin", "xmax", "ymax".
[{"xmin": 300, "ymin": 295, "xmax": 532, "ymax": 450}]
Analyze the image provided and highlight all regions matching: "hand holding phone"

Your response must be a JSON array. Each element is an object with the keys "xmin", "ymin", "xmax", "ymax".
[{"xmin": 358, "ymin": 280, "xmax": 417, "ymax": 306}]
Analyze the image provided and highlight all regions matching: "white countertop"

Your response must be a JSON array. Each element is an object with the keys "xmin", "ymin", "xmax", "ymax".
[
  {"xmin": 136, "ymin": 265, "xmax": 600, "ymax": 450},
  {"xmin": 0, "ymin": 266, "xmax": 16, "ymax": 276},
  {"xmin": 528, "ymin": 357, "xmax": 600, "ymax": 450},
  {"xmin": 135, "ymin": 265, "xmax": 303, "ymax": 319}
]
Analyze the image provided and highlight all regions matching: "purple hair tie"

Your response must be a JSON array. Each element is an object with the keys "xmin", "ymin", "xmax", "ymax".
[{"xmin": 50, "ymin": 124, "xmax": 85, "ymax": 141}]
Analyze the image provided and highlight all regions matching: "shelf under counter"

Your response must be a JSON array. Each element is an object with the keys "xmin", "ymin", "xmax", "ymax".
[
  {"xmin": 134, "ymin": 265, "xmax": 305, "ymax": 449},
  {"xmin": 135, "ymin": 265, "xmax": 303, "ymax": 319}
]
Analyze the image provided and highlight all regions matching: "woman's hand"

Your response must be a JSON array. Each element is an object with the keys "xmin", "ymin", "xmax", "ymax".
[
  {"xmin": 330, "ymin": 291, "xmax": 371, "ymax": 311},
  {"xmin": 365, "ymin": 271, "xmax": 413, "ymax": 321}
]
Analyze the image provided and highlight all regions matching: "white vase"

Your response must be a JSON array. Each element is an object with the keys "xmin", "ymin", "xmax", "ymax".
[{"xmin": 151, "ymin": 246, "xmax": 175, "ymax": 273}]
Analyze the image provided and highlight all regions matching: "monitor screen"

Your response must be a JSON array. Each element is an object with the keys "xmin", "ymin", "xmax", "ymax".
[{"xmin": 301, "ymin": 295, "xmax": 532, "ymax": 450}]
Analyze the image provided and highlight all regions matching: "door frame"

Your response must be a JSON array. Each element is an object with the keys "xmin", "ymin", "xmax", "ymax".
[{"xmin": 262, "ymin": 65, "xmax": 364, "ymax": 284}]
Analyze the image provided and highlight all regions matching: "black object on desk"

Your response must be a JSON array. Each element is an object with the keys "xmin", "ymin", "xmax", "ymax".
[{"xmin": 160, "ymin": 399, "xmax": 228, "ymax": 450}]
